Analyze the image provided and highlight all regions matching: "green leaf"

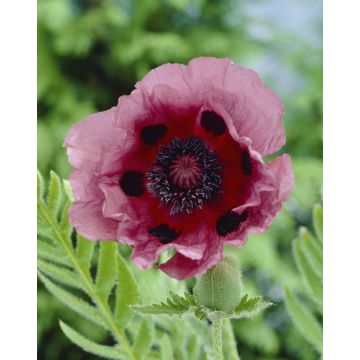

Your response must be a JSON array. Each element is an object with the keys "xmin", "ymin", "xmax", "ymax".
[
  {"xmin": 37, "ymin": 170, "xmax": 45, "ymax": 202},
  {"xmin": 63, "ymin": 179, "xmax": 74, "ymax": 202},
  {"xmin": 299, "ymin": 227, "xmax": 322, "ymax": 278},
  {"xmin": 96, "ymin": 241, "xmax": 117, "ymax": 301},
  {"xmin": 160, "ymin": 334, "xmax": 174, "ymax": 360},
  {"xmin": 37, "ymin": 240, "xmax": 70, "ymax": 267},
  {"xmin": 284, "ymin": 287, "xmax": 322, "ymax": 352},
  {"xmin": 59, "ymin": 321, "xmax": 127, "ymax": 359},
  {"xmin": 37, "ymin": 222, "xmax": 54, "ymax": 238},
  {"xmin": 37, "ymin": 259, "xmax": 85, "ymax": 292},
  {"xmin": 293, "ymin": 238, "xmax": 323, "ymax": 304},
  {"xmin": 188, "ymin": 334, "xmax": 201, "ymax": 360},
  {"xmin": 60, "ymin": 200, "xmax": 72, "ymax": 238},
  {"xmin": 38, "ymin": 272, "xmax": 105, "ymax": 329},
  {"xmin": 133, "ymin": 318, "xmax": 154, "ymax": 360},
  {"xmin": 114, "ymin": 253, "xmax": 139, "ymax": 327},
  {"xmin": 233, "ymin": 317, "xmax": 279, "ymax": 356},
  {"xmin": 76, "ymin": 235, "xmax": 95, "ymax": 274},
  {"xmin": 37, "ymin": 171, "xmax": 47, "ymax": 226},
  {"xmin": 232, "ymin": 295, "xmax": 273, "ymax": 319},
  {"xmin": 313, "ymin": 203, "xmax": 323, "ymax": 243},
  {"xmin": 47, "ymin": 170, "xmax": 62, "ymax": 218},
  {"xmin": 131, "ymin": 292, "xmax": 195, "ymax": 317}
]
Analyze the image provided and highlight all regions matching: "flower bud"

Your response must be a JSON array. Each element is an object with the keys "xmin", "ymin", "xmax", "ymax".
[{"xmin": 193, "ymin": 254, "xmax": 242, "ymax": 312}]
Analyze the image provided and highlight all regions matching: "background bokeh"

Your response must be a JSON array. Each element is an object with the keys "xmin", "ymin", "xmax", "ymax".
[{"xmin": 37, "ymin": 0, "xmax": 322, "ymax": 359}]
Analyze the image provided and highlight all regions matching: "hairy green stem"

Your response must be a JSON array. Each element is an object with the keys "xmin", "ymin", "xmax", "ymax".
[
  {"xmin": 212, "ymin": 319, "xmax": 223, "ymax": 360},
  {"xmin": 223, "ymin": 319, "xmax": 240, "ymax": 360},
  {"xmin": 38, "ymin": 201, "xmax": 134, "ymax": 359}
]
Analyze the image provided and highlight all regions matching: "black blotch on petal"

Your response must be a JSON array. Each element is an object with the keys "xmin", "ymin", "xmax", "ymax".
[
  {"xmin": 149, "ymin": 224, "xmax": 180, "ymax": 244},
  {"xmin": 200, "ymin": 110, "xmax": 226, "ymax": 136},
  {"xmin": 119, "ymin": 171, "xmax": 144, "ymax": 197},
  {"xmin": 140, "ymin": 124, "xmax": 167, "ymax": 145},
  {"xmin": 216, "ymin": 211, "xmax": 248, "ymax": 236},
  {"xmin": 242, "ymin": 151, "xmax": 252, "ymax": 175}
]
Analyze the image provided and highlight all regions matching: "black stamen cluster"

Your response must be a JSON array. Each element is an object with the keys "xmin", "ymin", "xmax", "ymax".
[{"xmin": 146, "ymin": 137, "xmax": 222, "ymax": 215}]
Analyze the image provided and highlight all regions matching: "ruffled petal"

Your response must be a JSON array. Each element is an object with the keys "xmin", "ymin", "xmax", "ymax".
[
  {"xmin": 64, "ymin": 57, "xmax": 292, "ymax": 279},
  {"xmin": 136, "ymin": 57, "xmax": 284, "ymax": 157},
  {"xmin": 226, "ymin": 154, "xmax": 294, "ymax": 246},
  {"xmin": 69, "ymin": 200, "xmax": 118, "ymax": 241},
  {"xmin": 64, "ymin": 107, "xmax": 128, "ymax": 175},
  {"xmin": 187, "ymin": 57, "xmax": 285, "ymax": 156},
  {"xmin": 159, "ymin": 227, "xmax": 222, "ymax": 280}
]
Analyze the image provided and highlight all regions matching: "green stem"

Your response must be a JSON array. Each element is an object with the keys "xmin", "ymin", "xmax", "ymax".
[
  {"xmin": 223, "ymin": 319, "xmax": 240, "ymax": 360},
  {"xmin": 212, "ymin": 319, "xmax": 223, "ymax": 360},
  {"xmin": 38, "ymin": 200, "xmax": 134, "ymax": 359}
]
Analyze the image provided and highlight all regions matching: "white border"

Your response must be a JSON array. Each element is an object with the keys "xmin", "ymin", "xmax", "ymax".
[
  {"xmin": 0, "ymin": 1, "xmax": 37, "ymax": 358},
  {"xmin": 1, "ymin": 0, "xmax": 359, "ymax": 358},
  {"xmin": 324, "ymin": 0, "xmax": 360, "ymax": 358}
]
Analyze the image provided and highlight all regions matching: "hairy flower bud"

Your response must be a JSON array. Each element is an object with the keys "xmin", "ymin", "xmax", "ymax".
[{"xmin": 193, "ymin": 254, "xmax": 242, "ymax": 312}]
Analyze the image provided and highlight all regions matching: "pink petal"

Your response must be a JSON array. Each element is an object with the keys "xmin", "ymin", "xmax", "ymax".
[
  {"xmin": 136, "ymin": 57, "xmax": 284, "ymax": 156},
  {"xmin": 69, "ymin": 200, "xmax": 118, "ymax": 241},
  {"xmin": 64, "ymin": 107, "xmax": 128, "ymax": 175}
]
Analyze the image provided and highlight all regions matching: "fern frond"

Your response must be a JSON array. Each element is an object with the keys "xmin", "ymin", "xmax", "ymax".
[
  {"xmin": 312, "ymin": 203, "xmax": 323, "ymax": 243},
  {"xmin": 47, "ymin": 170, "xmax": 63, "ymax": 218},
  {"xmin": 160, "ymin": 334, "xmax": 174, "ymax": 360},
  {"xmin": 299, "ymin": 227, "xmax": 322, "ymax": 277},
  {"xmin": 131, "ymin": 292, "xmax": 196, "ymax": 317},
  {"xmin": 38, "ymin": 258, "xmax": 85, "ymax": 292},
  {"xmin": 133, "ymin": 318, "xmax": 154, "ymax": 360},
  {"xmin": 76, "ymin": 234, "xmax": 95, "ymax": 274},
  {"xmin": 232, "ymin": 295, "xmax": 273, "ymax": 319},
  {"xmin": 284, "ymin": 287, "xmax": 322, "ymax": 353},
  {"xmin": 37, "ymin": 240, "xmax": 70, "ymax": 267},
  {"xmin": 37, "ymin": 170, "xmax": 139, "ymax": 359},
  {"xmin": 293, "ymin": 238, "xmax": 323, "ymax": 305},
  {"xmin": 96, "ymin": 241, "xmax": 117, "ymax": 301},
  {"xmin": 115, "ymin": 253, "xmax": 139, "ymax": 328},
  {"xmin": 38, "ymin": 272, "xmax": 105, "ymax": 329},
  {"xmin": 60, "ymin": 321, "xmax": 128, "ymax": 360}
]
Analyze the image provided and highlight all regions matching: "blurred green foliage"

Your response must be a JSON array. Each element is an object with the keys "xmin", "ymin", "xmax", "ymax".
[{"xmin": 38, "ymin": 0, "xmax": 322, "ymax": 359}]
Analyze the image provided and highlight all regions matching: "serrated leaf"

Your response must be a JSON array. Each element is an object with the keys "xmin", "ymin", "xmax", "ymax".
[
  {"xmin": 38, "ymin": 259, "xmax": 85, "ymax": 292},
  {"xmin": 233, "ymin": 317, "xmax": 279, "ymax": 356},
  {"xmin": 47, "ymin": 170, "xmax": 62, "ymax": 218},
  {"xmin": 76, "ymin": 235, "xmax": 95, "ymax": 274},
  {"xmin": 59, "ymin": 321, "xmax": 127, "ymax": 359},
  {"xmin": 37, "ymin": 240, "xmax": 70, "ymax": 266},
  {"xmin": 96, "ymin": 241, "xmax": 117, "ymax": 301},
  {"xmin": 63, "ymin": 179, "xmax": 74, "ymax": 202},
  {"xmin": 131, "ymin": 292, "xmax": 195, "ymax": 318},
  {"xmin": 293, "ymin": 238, "xmax": 323, "ymax": 304},
  {"xmin": 133, "ymin": 318, "xmax": 154, "ymax": 360},
  {"xmin": 160, "ymin": 334, "xmax": 174, "ymax": 360},
  {"xmin": 37, "ymin": 171, "xmax": 47, "ymax": 226},
  {"xmin": 37, "ymin": 170, "xmax": 45, "ymax": 202},
  {"xmin": 194, "ymin": 307, "xmax": 207, "ymax": 320},
  {"xmin": 188, "ymin": 334, "xmax": 201, "ymax": 360},
  {"xmin": 114, "ymin": 253, "xmax": 139, "ymax": 327},
  {"xmin": 60, "ymin": 200, "xmax": 72, "ymax": 238},
  {"xmin": 38, "ymin": 272, "xmax": 105, "ymax": 329},
  {"xmin": 232, "ymin": 295, "xmax": 273, "ymax": 319},
  {"xmin": 313, "ymin": 203, "xmax": 323, "ymax": 243},
  {"xmin": 37, "ymin": 221, "xmax": 54, "ymax": 238},
  {"xmin": 38, "ymin": 191, "xmax": 72, "ymax": 248},
  {"xmin": 284, "ymin": 287, "xmax": 322, "ymax": 352},
  {"xmin": 299, "ymin": 227, "xmax": 322, "ymax": 278}
]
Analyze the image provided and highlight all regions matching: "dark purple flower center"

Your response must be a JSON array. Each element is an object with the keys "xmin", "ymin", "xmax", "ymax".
[
  {"xmin": 146, "ymin": 137, "xmax": 223, "ymax": 215},
  {"xmin": 216, "ymin": 210, "xmax": 248, "ymax": 236}
]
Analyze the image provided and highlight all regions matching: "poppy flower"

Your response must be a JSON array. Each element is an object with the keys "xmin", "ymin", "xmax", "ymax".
[{"xmin": 64, "ymin": 57, "xmax": 294, "ymax": 280}]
